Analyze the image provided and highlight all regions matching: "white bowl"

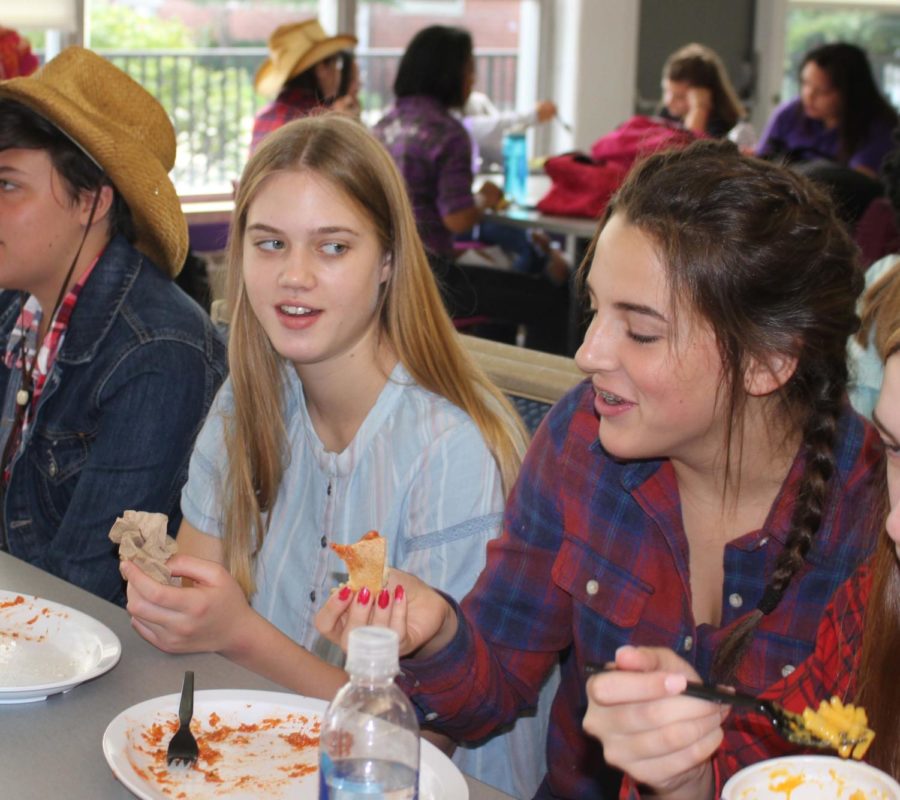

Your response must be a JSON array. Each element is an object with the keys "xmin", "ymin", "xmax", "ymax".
[{"xmin": 721, "ymin": 755, "xmax": 900, "ymax": 799}]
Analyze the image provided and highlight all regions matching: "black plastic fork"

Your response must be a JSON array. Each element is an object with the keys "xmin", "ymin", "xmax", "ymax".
[
  {"xmin": 584, "ymin": 662, "xmax": 864, "ymax": 751},
  {"xmin": 165, "ymin": 670, "xmax": 199, "ymax": 767}
]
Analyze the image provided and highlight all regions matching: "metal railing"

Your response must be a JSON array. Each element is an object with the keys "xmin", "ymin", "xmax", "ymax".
[{"xmin": 99, "ymin": 47, "xmax": 517, "ymax": 193}]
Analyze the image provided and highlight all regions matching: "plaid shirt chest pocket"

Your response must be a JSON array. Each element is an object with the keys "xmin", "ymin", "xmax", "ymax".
[{"xmin": 553, "ymin": 536, "xmax": 655, "ymax": 659}]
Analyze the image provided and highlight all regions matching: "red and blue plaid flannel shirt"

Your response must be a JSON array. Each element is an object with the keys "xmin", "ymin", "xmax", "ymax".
[
  {"xmin": 620, "ymin": 564, "xmax": 871, "ymax": 798},
  {"xmin": 2, "ymin": 259, "xmax": 98, "ymax": 474},
  {"xmin": 250, "ymin": 86, "xmax": 321, "ymax": 155},
  {"xmin": 399, "ymin": 382, "xmax": 881, "ymax": 800}
]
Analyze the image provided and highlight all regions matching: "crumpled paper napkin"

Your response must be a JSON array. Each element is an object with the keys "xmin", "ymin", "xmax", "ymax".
[{"xmin": 109, "ymin": 510, "xmax": 178, "ymax": 585}]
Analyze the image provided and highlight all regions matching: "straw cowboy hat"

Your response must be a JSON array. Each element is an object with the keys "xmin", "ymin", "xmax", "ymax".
[
  {"xmin": 0, "ymin": 46, "xmax": 188, "ymax": 276},
  {"xmin": 255, "ymin": 19, "xmax": 356, "ymax": 97}
]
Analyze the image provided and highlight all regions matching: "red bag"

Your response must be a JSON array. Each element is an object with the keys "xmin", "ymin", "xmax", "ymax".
[
  {"xmin": 590, "ymin": 115, "xmax": 700, "ymax": 168},
  {"xmin": 537, "ymin": 117, "xmax": 700, "ymax": 219},
  {"xmin": 536, "ymin": 153, "xmax": 627, "ymax": 219}
]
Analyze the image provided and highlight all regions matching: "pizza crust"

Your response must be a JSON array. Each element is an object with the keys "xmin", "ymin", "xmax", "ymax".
[{"xmin": 330, "ymin": 530, "xmax": 387, "ymax": 593}]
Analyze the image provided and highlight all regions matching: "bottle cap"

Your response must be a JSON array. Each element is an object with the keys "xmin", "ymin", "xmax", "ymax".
[{"xmin": 346, "ymin": 626, "xmax": 400, "ymax": 679}]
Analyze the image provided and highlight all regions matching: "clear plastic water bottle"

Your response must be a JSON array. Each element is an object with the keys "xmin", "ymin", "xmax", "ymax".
[
  {"xmin": 319, "ymin": 627, "xmax": 419, "ymax": 799},
  {"xmin": 502, "ymin": 129, "xmax": 528, "ymax": 207}
]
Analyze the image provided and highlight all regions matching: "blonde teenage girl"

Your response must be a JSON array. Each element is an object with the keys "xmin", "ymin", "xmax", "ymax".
[{"xmin": 123, "ymin": 113, "xmax": 553, "ymax": 798}]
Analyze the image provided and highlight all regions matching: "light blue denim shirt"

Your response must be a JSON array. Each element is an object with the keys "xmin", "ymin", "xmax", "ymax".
[{"xmin": 182, "ymin": 362, "xmax": 549, "ymax": 798}]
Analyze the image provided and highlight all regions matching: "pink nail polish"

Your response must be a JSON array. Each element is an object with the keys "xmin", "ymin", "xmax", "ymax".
[
  {"xmin": 394, "ymin": 585, "xmax": 405, "ymax": 601},
  {"xmin": 357, "ymin": 587, "xmax": 371, "ymax": 605},
  {"xmin": 338, "ymin": 585, "xmax": 351, "ymax": 601},
  {"xmin": 377, "ymin": 589, "xmax": 390, "ymax": 609}
]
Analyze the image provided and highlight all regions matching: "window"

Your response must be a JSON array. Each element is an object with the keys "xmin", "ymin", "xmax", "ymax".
[
  {"xmin": 72, "ymin": 0, "xmax": 541, "ymax": 195},
  {"xmin": 355, "ymin": 0, "xmax": 533, "ymax": 121},
  {"xmin": 783, "ymin": 1, "xmax": 900, "ymax": 105},
  {"xmin": 85, "ymin": 0, "xmax": 320, "ymax": 195}
]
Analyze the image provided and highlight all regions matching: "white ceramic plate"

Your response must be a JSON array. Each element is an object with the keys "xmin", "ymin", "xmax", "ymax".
[
  {"xmin": 0, "ymin": 589, "xmax": 121, "ymax": 703},
  {"xmin": 722, "ymin": 754, "xmax": 900, "ymax": 799},
  {"xmin": 103, "ymin": 689, "xmax": 469, "ymax": 800}
]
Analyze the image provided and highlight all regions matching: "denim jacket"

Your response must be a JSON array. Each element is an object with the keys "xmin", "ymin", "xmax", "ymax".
[{"xmin": 0, "ymin": 236, "xmax": 228, "ymax": 605}]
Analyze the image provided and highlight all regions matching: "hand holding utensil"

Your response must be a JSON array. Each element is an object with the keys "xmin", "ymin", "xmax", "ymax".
[
  {"xmin": 585, "ymin": 662, "xmax": 867, "ymax": 752},
  {"xmin": 166, "ymin": 670, "xmax": 198, "ymax": 767}
]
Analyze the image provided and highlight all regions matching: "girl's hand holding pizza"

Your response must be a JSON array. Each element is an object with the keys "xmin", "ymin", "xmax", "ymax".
[{"xmin": 314, "ymin": 568, "xmax": 459, "ymax": 660}]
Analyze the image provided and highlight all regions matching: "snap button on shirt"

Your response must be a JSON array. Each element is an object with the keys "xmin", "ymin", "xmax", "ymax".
[
  {"xmin": 586, "ymin": 579, "xmax": 599, "ymax": 596},
  {"xmin": 683, "ymin": 635, "xmax": 693, "ymax": 652},
  {"xmin": 781, "ymin": 664, "xmax": 795, "ymax": 677},
  {"xmin": 728, "ymin": 592, "xmax": 744, "ymax": 609}
]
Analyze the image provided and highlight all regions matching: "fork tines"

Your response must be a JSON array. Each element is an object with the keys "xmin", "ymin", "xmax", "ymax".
[{"xmin": 166, "ymin": 670, "xmax": 199, "ymax": 767}]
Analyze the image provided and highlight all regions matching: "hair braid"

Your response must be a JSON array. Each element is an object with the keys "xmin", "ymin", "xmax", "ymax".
[{"xmin": 711, "ymin": 367, "xmax": 844, "ymax": 682}]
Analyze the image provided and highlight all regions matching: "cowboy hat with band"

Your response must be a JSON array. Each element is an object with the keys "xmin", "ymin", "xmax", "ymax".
[
  {"xmin": 255, "ymin": 19, "xmax": 357, "ymax": 97},
  {"xmin": 0, "ymin": 46, "xmax": 188, "ymax": 277}
]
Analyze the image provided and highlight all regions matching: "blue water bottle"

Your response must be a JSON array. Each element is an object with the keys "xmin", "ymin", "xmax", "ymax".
[
  {"xmin": 502, "ymin": 129, "xmax": 528, "ymax": 207},
  {"xmin": 319, "ymin": 627, "xmax": 419, "ymax": 799}
]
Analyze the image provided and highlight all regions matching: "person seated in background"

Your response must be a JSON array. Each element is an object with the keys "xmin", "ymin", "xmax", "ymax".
[
  {"xmin": 585, "ymin": 294, "xmax": 900, "ymax": 798},
  {"xmin": 374, "ymin": 24, "xmax": 568, "ymax": 338},
  {"xmin": 122, "ymin": 114, "xmax": 552, "ymax": 800},
  {"xmin": 463, "ymin": 90, "xmax": 558, "ymax": 173},
  {"xmin": 316, "ymin": 141, "xmax": 882, "ymax": 799},
  {"xmin": 757, "ymin": 42, "xmax": 898, "ymax": 223},
  {"xmin": 659, "ymin": 42, "xmax": 748, "ymax": 140},
  {"xmin": 0, "ymin": 47, "xmax": 227, "ymax": 605},
  {"xmin": 250, "ymin": 18, "xmax": 357, "ymax": 154},
  {"xmin": 373, "ymin": 25, "xmax": 503, "ymax": 270}
]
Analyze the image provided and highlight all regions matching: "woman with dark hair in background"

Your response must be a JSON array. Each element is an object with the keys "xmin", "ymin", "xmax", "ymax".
[
  {"xmin": 757, "ymin": 42, "xmax": 898, "ymax": 222},
  {"xmin": 250, "ymin": 19, "xmax": 358, "ymax": 154},
  {"xmin": 373, "ymin": 25, "xmax": 503, "ymax": 266},
  {"xmin": 374, "ymin": 25, "xmax": 568, "ymax": 349},
  {"xmin": 659, "ymin": 43, "xmax": 746, "ymax": 139}
]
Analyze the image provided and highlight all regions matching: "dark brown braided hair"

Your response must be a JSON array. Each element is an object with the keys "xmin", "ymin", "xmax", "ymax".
[{"xmin": 593, "ymin": 139, "xmax": 863, "ymax": 682}]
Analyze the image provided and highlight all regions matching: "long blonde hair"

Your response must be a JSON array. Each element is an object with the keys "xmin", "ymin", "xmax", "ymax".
[
  {"xmin": 223, "ymin": 114, "xmax": 528, "ymax": 595},
  {"xmin": 856, "ymin": 270, "xmax": 900, "ymax": 778},
  {"xmin": 856, "ymin": 258, "xmax": 900, "ymax": 357}
]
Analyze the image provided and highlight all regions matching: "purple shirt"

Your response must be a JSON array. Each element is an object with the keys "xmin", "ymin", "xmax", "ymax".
[
  {"xmin": 374, "ymin": 96, "xmax": 475, "ymax": 257},
  {"xmin": 757, "ymin": 98, "xmax": 895, "ymax": 173}
]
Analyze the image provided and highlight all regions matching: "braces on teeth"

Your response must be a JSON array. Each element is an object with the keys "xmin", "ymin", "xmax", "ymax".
[{"xmin": 599, "ymin": 390, "xmax": 625, "ymax": 405}]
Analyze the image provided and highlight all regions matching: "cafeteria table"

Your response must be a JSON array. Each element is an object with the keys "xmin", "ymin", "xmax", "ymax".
[{"xmin": 0, "ymin": 551, "xmax": 515, "ymax": 800}]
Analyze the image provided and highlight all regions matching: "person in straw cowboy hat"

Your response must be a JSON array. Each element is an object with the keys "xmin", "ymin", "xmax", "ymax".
[
  {"xmin": 250, "ymin": 18, "xmax": 358, "ymax": 154},
  {"xmin": 0, "ymin": 46, "xmax": 227, "ymax": 606}
]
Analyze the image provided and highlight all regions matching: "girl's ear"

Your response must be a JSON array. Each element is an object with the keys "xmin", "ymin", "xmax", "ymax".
[
  {"xmin": 743, "ymin": 352, "xmax": 798, "ymax": 397},
  {"xmin": 379, "ymin": 252, "xmax": 392, "ymax": 283},
  {"xmin": 79, "ymin": 184, "xmax": 115, "ymax": 227}
]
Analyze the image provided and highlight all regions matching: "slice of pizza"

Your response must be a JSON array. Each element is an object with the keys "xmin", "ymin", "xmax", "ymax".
[{"xmin": 330, "ymin": 530, "xmax": 387, "ymax": 594}]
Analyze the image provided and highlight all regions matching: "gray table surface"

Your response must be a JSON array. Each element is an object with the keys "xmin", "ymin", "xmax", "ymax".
[{"xmin": 0, "ymin": 551, "xmax": 514, "ymax": 800}]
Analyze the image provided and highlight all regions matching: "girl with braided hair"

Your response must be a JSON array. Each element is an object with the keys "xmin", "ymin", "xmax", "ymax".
[
  {"xmin": 315, "ymin": 140, "xmax": 882, "ymax": 799},
  {"xmin": 584, "ymin": 257, "xmax": 900, "ymax": 798}
]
